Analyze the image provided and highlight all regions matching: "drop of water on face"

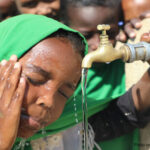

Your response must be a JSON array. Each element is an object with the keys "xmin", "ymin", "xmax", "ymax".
[
  {"xmin": 41, "ymin": 127, "xmax": 46, "ymax": 135},
  {"xmin": 14, "ymin": 138, "xmax": 26, "ymax": 150},
  {"xmin": 73, "ymin": 95, "xmax": 79, "ymax": 124}
]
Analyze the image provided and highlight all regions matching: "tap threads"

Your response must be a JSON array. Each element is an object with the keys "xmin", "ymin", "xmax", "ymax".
[{"xmin": 126, "ymin": 42, "xmax": 150, "ymax": 62}]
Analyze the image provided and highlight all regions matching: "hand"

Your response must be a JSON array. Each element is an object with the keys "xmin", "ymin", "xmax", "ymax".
[
  {"xmin": 116, "ymin": 10, "xmax": 150, "ymax": 42},
  {"xmin": 0, "ymin": 55, "xmax": 26, "ymax": 150}
]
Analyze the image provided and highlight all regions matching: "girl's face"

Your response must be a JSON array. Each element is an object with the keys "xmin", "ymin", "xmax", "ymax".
[
  {"xmin": 18, "ymin": 37, "xmax": 82, "ymax": 138},
  {"xmin": 15, "ymin": 0, "xmax": 60, "ymax": 19}
]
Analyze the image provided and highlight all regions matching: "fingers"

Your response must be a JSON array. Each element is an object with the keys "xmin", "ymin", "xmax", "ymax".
[
  {"xmin": 116, "ymin": 30, "xmax": 127, "ymax": 42},
  {"xmin": 140, "ymin": 32, "xmax": 150, "ymax": 43},
  {"xmin": 1, "ymin": 62, "xmax": 22, "ymax": 107},
  {"xmin": 0, "ymin": 55, "xmax": 22, "ymax": 107},
  {"xmin": 0, "ymin": 60, "xmax": 13, "ymax": 100},
  {"xmin": 124, "ymin": 22, "xmax": 136, "ymax": 39},
  {"xmin": 11, "ymin": 77, "xmax": 26, "ymax": 115},
  {"xmin": 140, "ymin": 10, "xmax": 150, "ymax": 20},
  {"xmin": 130, "ymin": 18, "xmax": 142, "ymax": 29}
]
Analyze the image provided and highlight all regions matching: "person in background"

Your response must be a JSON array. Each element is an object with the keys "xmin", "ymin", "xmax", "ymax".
[
  {"xmin": 59, "ymin": 0, "xmax": 150, "ymax": 150},
  {"xmin": 0, "ymin": 0, "xmax": 18, "ymax": 21},
  {"xmin": 60, "ymin": 0, "xmax": 121, "ymax": 52},
  {"xmin": 119, "ymin": 0, "xmax": 150, "ymax": 42},
  {"xmin": 122, "ymin": 0, "xmax": 150, "ymax": 22},
  {"xmin": 15, "ymin": 0, "xmax": 60, "ymax": 19}
]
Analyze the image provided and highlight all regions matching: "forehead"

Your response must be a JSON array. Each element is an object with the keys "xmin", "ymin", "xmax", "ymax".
[
  {"xmin": 68, "ymin": 6, "xmax": 120, "ymax": 28},
  {"xmin": 20, "ymin": 37, "xmax": 81, "ymax": 73}
]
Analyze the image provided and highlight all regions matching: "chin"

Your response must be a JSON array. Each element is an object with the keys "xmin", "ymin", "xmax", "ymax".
[{"xmin": 17, "ymin": 126, "xmax": 38, "ymax": 138}]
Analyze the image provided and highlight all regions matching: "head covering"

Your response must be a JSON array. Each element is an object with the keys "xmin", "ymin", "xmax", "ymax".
[{"xmin": 0, "ymin": 14, "xmax": 87, "ymax": 61}]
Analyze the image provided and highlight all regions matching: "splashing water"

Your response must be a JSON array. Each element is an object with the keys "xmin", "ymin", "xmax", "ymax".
[
  {"xmin": 14, "ymin": 138, "xmax": 26, "ymax": 150},
  {"xmin": 73, "ymin": 95, "xmax": 79, "ymax": 124},
  {"xmin": 41, "ymin": 127, "xmax": 46, "ymax": 135},
  {"xmin": 81, "ymin": 68, "xmax": 102, "ymax": 150}
]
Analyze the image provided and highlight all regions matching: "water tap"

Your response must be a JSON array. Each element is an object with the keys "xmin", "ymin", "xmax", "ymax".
[{"xmin": 82, "ymin": 24, "xmax": 150, "ymax": 68}]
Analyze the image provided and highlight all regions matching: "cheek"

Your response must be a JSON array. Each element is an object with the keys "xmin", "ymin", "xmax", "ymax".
[
  {"xmin": 22, "ymin": 83, "xmax": 38, "ymax": 108},
  {"xmin": 50, "ymin": 96, "xmax": 67, "ymax": 123}
]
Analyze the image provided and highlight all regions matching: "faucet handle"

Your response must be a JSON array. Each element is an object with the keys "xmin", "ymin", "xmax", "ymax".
[{"xmin": 97, "ymin": 24, "xmax": 110, "ymax": 35}]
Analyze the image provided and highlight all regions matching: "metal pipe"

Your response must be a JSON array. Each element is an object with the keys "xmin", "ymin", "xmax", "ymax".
[{"xmin": 82, "ymin": 24, "xmax": 150, "ymax": 69}]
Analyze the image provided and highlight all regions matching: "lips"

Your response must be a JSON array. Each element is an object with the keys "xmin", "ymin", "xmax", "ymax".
[{"xmin": 20, "ymin": 114, "xmax": 41, "ymax": 131}]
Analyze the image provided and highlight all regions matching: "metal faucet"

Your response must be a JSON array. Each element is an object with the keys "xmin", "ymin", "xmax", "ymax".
[{"xmin": 82, "ymin": 24, "xmax": 150, "ymax": 68}]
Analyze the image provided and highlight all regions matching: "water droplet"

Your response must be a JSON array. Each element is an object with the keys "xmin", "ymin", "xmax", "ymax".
[
  {"xmin": 41, "ymin": 127, "xmax": 46, "ymax": 135},
  {"xmin": 14, "ymin": 138, "xmax": 26, "ymax": 150}
]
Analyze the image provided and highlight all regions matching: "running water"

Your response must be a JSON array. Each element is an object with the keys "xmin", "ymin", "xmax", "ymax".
[
  {"xmin": 81, "ymin": 68, "xmax": 102, "ymax": 150},
  {"xmin": 81, "ymin": 68, "xmax": 89, "ymax": 150},
  {"xmin": 41, "ymin": 127, "xmax": 46, "ymax": 135}
]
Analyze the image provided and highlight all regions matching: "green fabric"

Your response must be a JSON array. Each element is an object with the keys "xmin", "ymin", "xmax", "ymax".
[
  {"xmin": 0, "ymin": 14, "xmax": 87, "ymax": 61},
  {"xmin": 0, "ymin": 14, "xmax": 139, "ymax": 150}
]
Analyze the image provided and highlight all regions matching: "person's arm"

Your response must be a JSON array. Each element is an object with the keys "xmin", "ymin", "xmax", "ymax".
[
  {"xmin": 0, "ymin": 55, "xmax": 26, "ymax": 150},
  {"xmin": 89, "ymin": 75, "xmax": 150, "ymax": 142},
  {"xmin": 89, "ymin": 88, "xmax": 136, "ymax": 142}
]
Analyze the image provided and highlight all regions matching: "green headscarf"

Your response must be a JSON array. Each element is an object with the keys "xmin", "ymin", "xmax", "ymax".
[{"xmin": 0, "ymin": 14, "xmax": 87, "ymax": 61}]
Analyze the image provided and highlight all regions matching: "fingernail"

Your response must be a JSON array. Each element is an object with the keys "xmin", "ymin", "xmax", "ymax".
[
  {"xmin": 10, "ymin": 55, "xmax": 17, "ymax": 61},
  {"xmin": 1, "ymin": 60, "xmax": 7, "ymax": 66},
  {"xmin": 14, "ymin": 62, "xmax": 20, "ymax": 68},
  {"xmin": 130, "ymin": 32, "xmax": 136, "ymax": 38},
  {"xmin": 20, "ymin": 77, "xmax": 25, "ymax": 83}
]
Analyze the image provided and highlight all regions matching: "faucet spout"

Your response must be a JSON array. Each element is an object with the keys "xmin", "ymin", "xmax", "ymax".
[
  {"xmin": 82, "ymin": 24, "xmax": 150, "ymax": 69},
  {"xmin": 82, "ymin": 24, "xmax": 127, "ymax": 68},
  {"xmin": 82, "ymin": 43, "xmax": 125, "ymax": 68}
]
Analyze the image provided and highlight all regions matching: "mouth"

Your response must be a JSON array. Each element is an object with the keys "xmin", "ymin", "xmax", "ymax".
[{"xmin": 20, "ymin": 114, "xmax": 42, "ymax": 131}]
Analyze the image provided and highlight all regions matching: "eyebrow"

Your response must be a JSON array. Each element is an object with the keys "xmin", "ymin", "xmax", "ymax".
[
  {"xmin": 26, "ymin": 64, "xmax": 77, "ymax": 92},
  {"xmin": 26, "ymin": 64, "xmax": 51, "ymax": 79}
]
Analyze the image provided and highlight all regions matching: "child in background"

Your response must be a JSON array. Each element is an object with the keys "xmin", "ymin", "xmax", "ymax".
[{"xmin": 15, "ymin": 0, "xmax": 60, "ymax": 19}]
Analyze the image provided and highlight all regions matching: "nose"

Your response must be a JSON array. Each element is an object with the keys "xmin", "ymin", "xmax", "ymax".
[
  {"xmin": 88, "ymin": 33, "xmax": 100, "ymax": 52},
  {"xmin": 36, "ymin": 5, "xmax": 52, "ymax": 15},
  {"xmin": 36, "ymin": 95, "xmax": 54, "ymax": 108}
]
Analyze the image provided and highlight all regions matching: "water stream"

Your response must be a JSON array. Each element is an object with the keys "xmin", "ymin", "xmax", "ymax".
[
  {"xmin": 81, "ymin": 68, "xmax": 102, "ymax": 150},
  {"xmin": 81, "ymin": 68, "xmax": 89, "ymax": 150}
]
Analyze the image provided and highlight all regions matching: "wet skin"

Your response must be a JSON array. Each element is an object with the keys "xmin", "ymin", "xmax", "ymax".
[
  {"xmin": 0, "ymin": 37, "xmax": 82, "ymax": 149},
  {"xmin": 15, "ymin": 0, "xmax": 60, "ymax": 18},
  {"xmin": 19, "ymin": 37, "xmax": 82, "ymax": 137},
  {"xmin": 67, "ymin": 6, "xmax": 120, "ymax": 52}
]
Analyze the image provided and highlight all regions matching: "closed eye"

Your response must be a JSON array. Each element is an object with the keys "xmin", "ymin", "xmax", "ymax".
[
  {"xmin": 27, "ymin": 77, "xmax": 47, "ymax": 86},
  {"xmin": 58, "ymin": 89, "xmax": 69, "ymax": 99}
]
